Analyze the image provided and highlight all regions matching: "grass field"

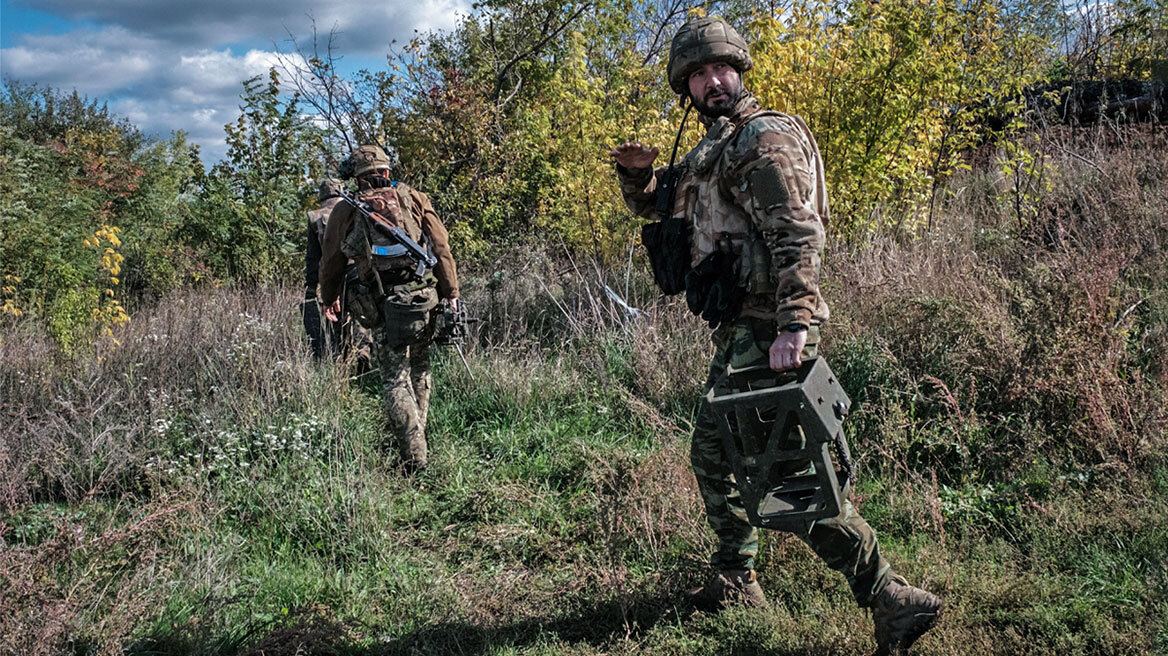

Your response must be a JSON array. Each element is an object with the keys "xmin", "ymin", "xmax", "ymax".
[{"xmin": 2, "ymin": 128, "xmax": 1166, "ymax": 655}]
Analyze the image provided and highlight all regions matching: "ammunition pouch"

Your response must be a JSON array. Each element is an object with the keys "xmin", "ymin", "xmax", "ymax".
[
  {"xmin": 685, "ymin": 249, "xmax": 745, "ymax": 328},
  {"xmin": 641, "ymin": 217, "xmax": 691, "ymax": 295},
  {"xmin": 738, "ymin": 235, "xmax": 776, "ymax": 295},
  {"xmin": 380, "ymin": 286, "xmax": 438, "ymax": 348},
  {"xmin": 344, "ymin": 274, "xmax": 383, "ymax": 330}
]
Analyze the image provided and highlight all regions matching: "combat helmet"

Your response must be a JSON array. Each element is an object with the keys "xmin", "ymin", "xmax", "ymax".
[
  {"xmin": 667, "ymin": 16, "xmax": 753, "ymax": 96},
  {"xmin": 317, "ymin": 178, "xmax": 344, "ymax": 202},
  {"xmin": 350, "ymin": 144, "xmax": 397, "ymax": 178}
]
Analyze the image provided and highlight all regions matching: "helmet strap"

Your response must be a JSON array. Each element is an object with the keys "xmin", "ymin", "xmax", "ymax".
[
  {"xmin": 655, "ymin": 97, "xmax": 693, "ymax": 219},
  {"xmin": 667, "ymin": 96, "xmax": 693, "ymax": 170}
]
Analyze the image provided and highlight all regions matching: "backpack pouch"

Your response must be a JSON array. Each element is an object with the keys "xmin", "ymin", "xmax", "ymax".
[{"xmin": 380, "ymin": 285, "xmax": 438, "ymax": 347}]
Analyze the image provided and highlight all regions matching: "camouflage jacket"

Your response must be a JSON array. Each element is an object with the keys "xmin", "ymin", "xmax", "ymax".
[
  {"xmin": 617, "ymin": 94, "xmax": 830, "ymax": 328},
  {"xmin": 304, "ymin": 197, "xmax": 341, "ymax": 299},
  {"xmin": 318, "ymin": 182, "xmax": 459, "ymax": 306}
]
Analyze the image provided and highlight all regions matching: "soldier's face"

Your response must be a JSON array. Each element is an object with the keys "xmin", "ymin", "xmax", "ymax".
[{"xmin": 687, "ymin": 62, "xmax": 743, "ymax": 117}]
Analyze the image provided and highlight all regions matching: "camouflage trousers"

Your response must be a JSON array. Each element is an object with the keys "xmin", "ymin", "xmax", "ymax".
[
  {"xmin": 372, "ymin": 323, "xmax": 433, "ymax": 467},
  {"xmin": 691, "ymin": 316, "xmax": 893, "ymax": 607}
]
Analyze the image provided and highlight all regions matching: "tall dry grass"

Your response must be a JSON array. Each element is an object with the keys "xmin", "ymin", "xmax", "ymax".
[
  {"xmin": 826, "ymin": 124, "xmax": 1167, "ymax": 479},
  {"xmin": 0, "ymin": 286, "xmax": 355, "ymax": 652},
  {"xmin": 1, "ymin": 287, "xmax": 353, "ymax": 511}
]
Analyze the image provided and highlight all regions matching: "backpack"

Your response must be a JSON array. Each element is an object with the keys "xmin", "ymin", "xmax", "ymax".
[{"xmin": 340, "ymin": 182, "xmax": 433, "ymax": 287}]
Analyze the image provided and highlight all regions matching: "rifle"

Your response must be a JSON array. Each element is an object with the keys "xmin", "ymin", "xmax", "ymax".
[{"xmin": 335, "ymin": 187, "xmax": 437, "ymax": 278}]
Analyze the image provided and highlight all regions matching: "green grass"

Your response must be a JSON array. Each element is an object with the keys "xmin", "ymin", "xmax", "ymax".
[{"xmin": 5, "ymin": 333, "xmax": 1164, "ymax": 655}]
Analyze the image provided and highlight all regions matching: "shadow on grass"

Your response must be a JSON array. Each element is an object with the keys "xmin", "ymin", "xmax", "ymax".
[
  {"xmin": 122, "ymin": 583, "xmax": 848, "ymax": 656},
  {"xmin": 378, "ymin": 597, "xmax": 846, "ymax": 656},
  {"xmin": 378, "ymin": 590, "xmax": 683, "ymax": 655},
  {"xmin": 122, "ymin": 592, "xmax": 680, "ymax": 656}
]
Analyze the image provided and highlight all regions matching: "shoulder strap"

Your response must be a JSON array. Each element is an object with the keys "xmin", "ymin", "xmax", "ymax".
[
  {"xmin": 349, "ymin": 195, "xmax": 387, "ymax": 297},
  {"xmin": 394, "ymin": 182, "xmax": 414, "ymax": 218},
  {"xmin": 393, "ymin": 183, "xmax": 432, "ymax": 252},
  {"xmin": 728, "ymin": 109, "xmax": 786, "ymax": 146}
]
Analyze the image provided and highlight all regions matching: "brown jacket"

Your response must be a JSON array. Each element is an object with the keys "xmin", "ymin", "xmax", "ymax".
[
  {"xmin": 318, "ymin": 182, "xmax": 459, "ymax": 306},
  {"xmin": 617, "ymin": 95, "xmax": 829, "ymax": 328}
]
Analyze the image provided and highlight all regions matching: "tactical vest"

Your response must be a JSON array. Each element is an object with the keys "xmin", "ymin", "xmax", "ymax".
[
  {"xmin": 340, "ymin": 183, "xmax": 429, "ymax": 285},
  {"xmin": 308, "ymin": 197, "xmax": 340, "ymax": 244},
  {"xmin": 307, "ymin": 208, "xmax": 330, "ymax": 244},
  {"xmin": 674, "ymin": 110, "xmax": 828, "ymax": 304}
]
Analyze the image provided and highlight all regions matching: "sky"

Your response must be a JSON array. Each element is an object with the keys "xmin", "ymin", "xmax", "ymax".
[{"xmin": 0, "ymin": 0, "xmax": 471, "ymax": 162}]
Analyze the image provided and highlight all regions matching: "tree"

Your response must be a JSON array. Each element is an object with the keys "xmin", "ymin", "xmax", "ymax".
[{"xmin": 185, "ymin": 70, "xmax": 324, "ymax": 283}]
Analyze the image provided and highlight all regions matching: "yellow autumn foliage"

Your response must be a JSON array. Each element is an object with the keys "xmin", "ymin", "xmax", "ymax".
[
  {"xmin": 527, "ymin": 0, "xmax": 1051, "ymax": 257},
  {"xmin": 86, "ymin": 224, "xmax": 130, "ymax": 335}
]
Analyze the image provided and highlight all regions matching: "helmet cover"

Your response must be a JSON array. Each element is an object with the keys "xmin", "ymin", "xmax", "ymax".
[
  {"xmin": 667, "ymin": 16, "xmax": 753, "ymax": 96},
  {"xmin": 317, "ymin": 178, "xmax": 344, "ymax": 202}
]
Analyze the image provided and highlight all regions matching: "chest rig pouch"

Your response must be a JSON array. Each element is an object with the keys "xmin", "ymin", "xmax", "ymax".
[
  {"xmin": 641, "ymin": 163, "xmax": 691, "ymax": 295},
  {"xmin": 640, "ymin": 102, "xmax": 694, "ymax": 296},
  {"xmin": 686, "ymin": 234, "xmax": 745, "ymax": 328},
  {"xmin": 682, "ymin": 115, "xmax": 748, "ymax": 328},
  {"xmin": 706, "ymin": 357, "xmax": 856, "ymax": 531}
]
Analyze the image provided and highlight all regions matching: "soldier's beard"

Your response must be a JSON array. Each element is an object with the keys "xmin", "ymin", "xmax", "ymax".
[{"xmin": 692, "ymin": 86, "xmax": 743, "ymax": 118}]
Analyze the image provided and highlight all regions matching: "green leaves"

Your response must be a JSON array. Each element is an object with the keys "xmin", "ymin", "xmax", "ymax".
[
  {"xmin": 185, "ymin": 71, "xmax": 323, "ymax": 284},
  {"xmin": 0, "ymin": 85, "xmax": 149, "ymax": 351}
]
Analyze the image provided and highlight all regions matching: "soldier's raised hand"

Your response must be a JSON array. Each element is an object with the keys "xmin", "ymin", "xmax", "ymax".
[{"xmin": 609, "ymin": 142, "xmax": 659, "ymax": 170}]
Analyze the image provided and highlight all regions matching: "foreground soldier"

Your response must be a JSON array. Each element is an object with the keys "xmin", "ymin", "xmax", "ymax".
[
  {"xmin": 303, "ymin": 178, "xmax": 371, "ymax": 367},
  {"xmin": 318, "ymin": 145, "xmax": 460, "ymax": 472},
  {"xmin": 611, "ymin": 16, "xmax": 941, "ymax": 654}
]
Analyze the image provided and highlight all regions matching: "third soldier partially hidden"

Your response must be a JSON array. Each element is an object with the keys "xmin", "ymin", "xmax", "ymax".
[
  {"xmin": 304, "ymin": 178, "xmax": 371, "ymax": 369},
  {"xmin": 318, "ymin": 145, "xmax": 460, "ymax": 473},
  {"xmin": 611, "ymin": 16, "xmax": 942, "ymax": 655}
]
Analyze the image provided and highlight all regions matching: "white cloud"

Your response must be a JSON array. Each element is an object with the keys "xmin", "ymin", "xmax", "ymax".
[
  {"xmin": 112, "ymin": 96, "xmax": 228, "ymax": 160},
  {"xmin": 12, "ymin": 0, "xmax": 471, "ymax": 56},
  {"xmin": 2, "ymin": 0, "xmax": 472, "ymax": 162},
  {"xmin": 1, "ymin": 27, "xmax": 158, "ymax": 96},
  {"xmin": 2, "ymin": 26, "xmax": 311, "ymax": 162}
]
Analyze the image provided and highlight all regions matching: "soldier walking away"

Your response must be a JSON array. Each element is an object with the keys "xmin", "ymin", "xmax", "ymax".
[
  {"xmin": 303, "ymin": 178, "xmax": 371, "ymax": 369},
  {"xmin": 611, "ymin": 16, "xmax": 942, "ymax": 655},
  {"xmin": 318, "ymin": 145, "xmax": 460, "ymax": 473}
]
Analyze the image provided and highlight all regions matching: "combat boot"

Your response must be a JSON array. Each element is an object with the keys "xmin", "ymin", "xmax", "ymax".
[
  {"xmin": 686, "ymin": 569, "xmax": 766, "ymax": 612},
  {"xmin": 871, "ymin": 576, "xmax": 942, "ymax": 655},
  {"xmin": 400, "ymin": 434, "xmax": 428, "ymax": 474}
]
